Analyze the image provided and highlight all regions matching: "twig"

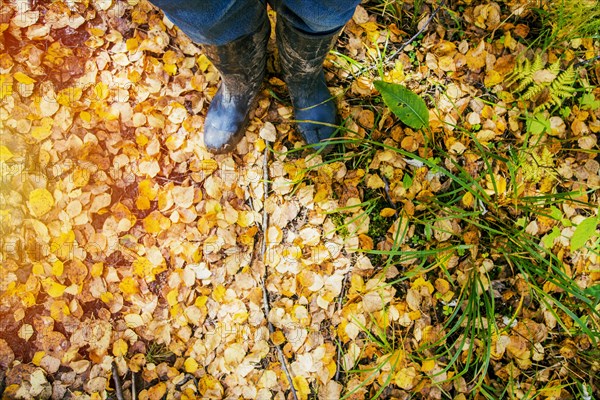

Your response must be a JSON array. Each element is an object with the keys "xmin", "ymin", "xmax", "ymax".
[
  {"xmin": 381, "ymin": 175, "xmax": 398, "ymax": 212},
  {"xmin": 575, "ymin": 54, "xmax": 600, "ymax": 67},
  {"xmin": 131, "ymin": 372, "xmax": 136, "ymax": 400},
  {"xmin": 334, "ymin": 271, "xmax": 350, "ymax": 382},
  {"xmin": 259, "ymin": 145, "xmax": 299, "ymax": 400},
  {"xmin": 111, "ymin": 362, "xmax": 124, "ymax": 400}
]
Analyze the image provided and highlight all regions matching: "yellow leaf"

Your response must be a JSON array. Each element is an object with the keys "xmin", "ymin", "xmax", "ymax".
[
  {"xmin": 394, "ymin": 366, "xmax": 418, "ymax": 390},
  {"xmin": 136, "ymin": 196, "xmax": 151, "ymax": 210},
  {"xmin": 484, "ymin": 70, "xmax": 503, "ymax": 87},
  {"xmin": 21, "ymin": 292, "xmax": 36, "ymax": 307},
  {"xmin": 198, "ymin": 375, "xmax": 223, "ymax": 397},
  {"xmin": 136, "ymin": 134, "xmax": 149, "ymax": 146},
  {"xmin": 32, "ymin": 351, "xmax": 45, "ymax": 366},
  {"xmin": 50, "ymin": 300, "xmax": 70, "ymax": 320},
  {"xmin": 0, "ymin": 145, "xmax": 14, "ymax": 161},
  {"xmin": 350, "ymin": 274, "xmax": 365, "ymax": 293},
  {"xmin": 51, "ymin": 259, "xmax": 64, "ymax": 277},
  {"xmin": 237, "ymin": 211, "xmax": 255, "ymax": 227},
  {"xmin": 462, "ymin": 191, "xmax": 474, "ymax": 208},
  {"xmin": 360, "ymin": 21, "xmax": 379, "ymax": 32},
  {"xmin": 50, "ymin": 230, "xmax": 75, "ymax": 259},
  {"xmin": 119, "ymin": 276, "xmax": 139, "ymax": 295},
  {"xmin": 194, "ymin": 295, "xmax": 208, "ymax": 308},
  {"xmin": 80, "ymin": 111, "xmax": 92, "ymax": 123},
  {"xmin": 313, "ymin": 186, "xmax": 330, "ymax": 203},
  {"xmin": 42, "ymin": 278, "xmax": 67, "ymax": 298},
  {"xmin": 113, "ymin": 339, "xmax": 128, "ymax": 357},
  {"xmin": 421, "ymin": 359, "xmax": 436, "ymax": 372},
  {"xmin": 93, "ymin": 82, "xmax": 109, "ymax": 100},
  {"xmin": 32, "ymin": 262, "xmax": 45, "ymax": 276},
  {"xmin": 184, "ymin": 357, "xmax": 198, "ymax": 373},
  {"xmin": 31, "ymin": 117, "xmax": 54, "ymax": 141},
  {"xmin": 411, "ymin": 277, "xmax": 434, "ymax": 294},
  {"xmin": 28, "ymin": 188, "xmax": 54, "ymax": 217},
  {"xmin": 132, "ymin": 256, "xmax": 159, "ymax": 279},
  {"xmin": 380, "ymin": 208, "xmax": 396, "ymax": 217},
  {"xmin": 91, "ymin": 262, "xmax": 104, "ymax": 278},
  {"xmin": 166, "ymin": 289, "xmax": 178, "ymax": 306},
  {"xmin": 143, "ymin": 213, "xmax": 162, "ymax": 234},
  {"xmin": 100, "ymin": 292, "xmax": 114, "ymax": 303},
  {"xmin": 292, "ymin": 376, "xmax": 311, "ymax": 400},
  {"xmin": 367, "ymin": 174, "xmax": 385, "ymax": 189},
  {"xmin": 271, "ymin": 330, "xmax": 286, "ymax": 346},
  {"xmin": 57, "ymin": 86, "xmax": 83, "ymax": 106},
  {"xmin": 126, "ymin": 38, "xmax": 139, "ymax": 51},
  {"xmin": 163, "ymin": 63, "xmax": 177, "ymax": 75},
  {"xmin": 212, "ymin": 284, "xmax": 226, "ymax": 302},
  {"xmin": 138, "ymin": 179, "xmax": 158, "ymax": 200},
  {"xmin": 408, "ymin": 310, "xmax": 421, "ymax": 320},
  {"xmin": 89, "ymin": 27, "xmax": 105, "ymax": 36},
  {"xmin": 197, "ymin": 54, "xmax": 212, "ymax": 72},
  {"xmin": 72, "ymin": 167, "xmax": 90, "ymax": 187}
]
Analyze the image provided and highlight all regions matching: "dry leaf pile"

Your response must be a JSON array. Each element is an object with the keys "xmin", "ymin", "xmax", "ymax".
[{"xmin": 0, "ymin": 0, "xmax": 599, "ymax": 399}]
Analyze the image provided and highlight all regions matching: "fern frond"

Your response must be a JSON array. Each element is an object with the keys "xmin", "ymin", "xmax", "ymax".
[
  {"xmin": 550, "ymin": 65, "xmax": 577, "ymax": 99},
  {"xmin": 548, "ymin": 60, "xmax": 561, "ymax": 76},
  {"xmin": 513, "ymin": 55, "xmax": 544, "ymax": 93},
  {"xmin": 531, "ymin": 55, "xmax": 543, "ymax": 73},
  {"xmin": 534, "ymin": 94, "xmax": 561, "ymax": 112},
  {"xmin": 521, "ymin": 84, "xmax": 545, "ymax": 101},
  {"xmin": 553, "ymin": 87, "xmax": 576, "ymax": 98},
  {"xmin": 552, "ymin": 65, "xmax": 577, "ymax": 88},
  {"xmin": 505, "ymin": 57, "xmax": 528, "ymax": 87}
]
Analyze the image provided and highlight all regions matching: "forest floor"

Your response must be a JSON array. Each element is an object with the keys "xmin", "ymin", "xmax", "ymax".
[{"xmin": 1, "ymin": 0, "xmax": 599, "ymax": 399}]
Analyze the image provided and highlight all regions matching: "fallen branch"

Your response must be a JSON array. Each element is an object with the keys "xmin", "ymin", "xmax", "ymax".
[
  {"xmin": 259, "ymin": 145, "xmax": 299, "ymax": 400},
  {"xmin": 334, "ymin": 271, "xmax": 350, "ymax": 382},
  {"xmin": 131, "ymin": 372, "xmax": 136, "ymax": 400},
  {"xmin": 111, "ymin": 362, "xmax": 124, "ymax": 400}
]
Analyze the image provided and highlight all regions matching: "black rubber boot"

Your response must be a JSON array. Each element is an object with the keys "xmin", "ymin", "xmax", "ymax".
[
  {"xmin": 202, "ymin": 16, "xmax": 270, "ymax": 153},
  {"xmin": 276, "ymin": 17, "xmax": 340, "ymax": 150}
]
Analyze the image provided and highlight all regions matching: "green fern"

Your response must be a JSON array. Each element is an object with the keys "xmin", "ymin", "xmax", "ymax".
[
  {"xmin": 507, "ymin": 57, "xmax": 578, "ymax": 112},
  {"xmin": 505, "ymin": 55, "xmax": 543, "ymax": 91},
  {"xmin": 551, "ymin": 65, "xmax": 577, "ymax": 98}
]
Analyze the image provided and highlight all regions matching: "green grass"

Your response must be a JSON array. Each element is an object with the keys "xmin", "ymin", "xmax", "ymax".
[
  {"xmin": 145, "ymin": 341, "xmax": 174, "ymax": 365},
  {"xmin": 309, "ymin": 126, "xmax": 600, "ymax": 398},
  {"xmin": 289, "ymin": 2, "xmax": 600, "ymax": 397},
  {"xmin": 527, "ymin": 0, "xmax": 600, "ymax": 50}
]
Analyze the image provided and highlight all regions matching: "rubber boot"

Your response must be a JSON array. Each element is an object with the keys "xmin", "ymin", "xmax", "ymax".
[
  {"xmin": 276, "ymin": 17, "xmax": 340, "ymax": 150},
  {"xmin": 202, "ymin": 15, "xmax": 270, "ymax": 153}
]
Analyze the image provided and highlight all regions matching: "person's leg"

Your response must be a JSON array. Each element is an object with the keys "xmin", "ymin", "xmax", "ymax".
[
  {"xmin": 273, "ymin": 0, "xmax": 360, "ymax": 35},
  {"xmin": 273, "ymin": 0, "xmax": 361, "ymax": 149},
  {"xmin": 149, "ymin": 0, "xmax": 265, "ymax": 45},
  {"xmin": 149, "ymin": 0, "xmax": 269, "ymax": 153}
]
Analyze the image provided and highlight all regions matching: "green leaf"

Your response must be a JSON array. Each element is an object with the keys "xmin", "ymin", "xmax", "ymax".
[
  {"xmin": 526, "ymin": 113, "xmax": 550, "ymax": 135},
  {"xmin": 571, "ymin": 217, "xmax": 599, "ymax": 251},
  {"xmin": 580, "ymin": 93, "xmax": 600, "ymax": 110},
  {"xmin": 374, "ymin": 81, "xmax": 429, "ymax": 130},
  {"xmin": 403, "ymin": 173, "xmax": 413, "ymax": 189},
  {"xmin": 542, "ymin": 226, "xmax": 561, "ymax": 248}
]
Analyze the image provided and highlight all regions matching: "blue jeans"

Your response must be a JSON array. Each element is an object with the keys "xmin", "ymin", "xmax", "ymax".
[{"xmin": 149, "ymin": 0, "xmax": 361, "ymax": 45}]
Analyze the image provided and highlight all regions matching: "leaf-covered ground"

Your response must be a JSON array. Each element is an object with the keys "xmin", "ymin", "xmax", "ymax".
[{"xmin": 1, "ymin": 0, "xmax": 599, "ymax": 399}]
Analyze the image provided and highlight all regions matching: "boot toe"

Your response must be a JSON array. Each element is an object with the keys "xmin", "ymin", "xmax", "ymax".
[
  {"xmin": 203, "ymin": 122, "xmax": 244, "ymax": 154},
  {"xmin": 295, "ymin": 100, "xmax": 338, "ymax": 147}
]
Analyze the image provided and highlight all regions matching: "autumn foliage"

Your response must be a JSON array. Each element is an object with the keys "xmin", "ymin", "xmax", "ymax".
[{"xmin": 0, "ymin": 0, "xmax": 599, "ymax": 399}]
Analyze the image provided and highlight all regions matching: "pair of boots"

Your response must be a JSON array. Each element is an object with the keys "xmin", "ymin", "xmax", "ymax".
[{"xmin": 202, "ymin": 15, "xmax": 339, "ymax": 153}]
